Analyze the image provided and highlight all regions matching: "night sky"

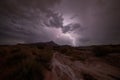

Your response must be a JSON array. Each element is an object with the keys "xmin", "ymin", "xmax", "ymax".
[{"xmin": 0, "ymin": 0, "xmax": 120, "ymax": 46}]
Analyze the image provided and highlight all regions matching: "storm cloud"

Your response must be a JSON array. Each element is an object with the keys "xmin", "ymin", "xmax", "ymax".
[
  {"xmin": 0, "ymin": 0, "xmax": 120, "ymax": 46},
  {"xmin": 0, "ymin": 0, "xmax": 62, "ymax": 44},
  {"xmin": 58, "ymin": 0, "xmax": 120, "ymax": 46}
]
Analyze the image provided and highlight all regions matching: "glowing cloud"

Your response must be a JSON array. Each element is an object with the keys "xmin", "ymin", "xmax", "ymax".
[
  {"xmin": 44, "ymin": 27, "xmax": 77, "ymax": 46},
  {"xmin": 62, "ymin": 14, "xmax": 79, "ymax": 26}
]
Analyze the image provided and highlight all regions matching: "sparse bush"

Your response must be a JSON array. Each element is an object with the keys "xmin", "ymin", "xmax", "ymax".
[
  {"xmin": 58, "ymin": 46, "xmax": 73, "ymax": 55},
  {"xmin": 11, "ymin": 48, "xmax": 20, "ymax": 54},
  {"xmin": 93, "ymin": 47, "xmax": 108, "ymax": 57},
  {"xmin": 82, "ymin": 73, "xmax": 97, "ymax": 80},
  {"xmin": 0, "ymin": 50, "xmax": 5, "ymax": 57},
  {"xmin": 76, "ymin": 56, "xmax": 86, "ymax": 61},
  {"xmin": 70, "ymin": 56, "xmax": 86, "ymax": 61},
  {"xmin": 5, "ymin": 53, "xmax": 27, "ymax": 66},
  {"xmin": 37, "ymin": 45, "xmax": 45, "ymax": 49},
  {"xmin": 4, "ymin": 61, "xmax": 44, "ymax": 80}
]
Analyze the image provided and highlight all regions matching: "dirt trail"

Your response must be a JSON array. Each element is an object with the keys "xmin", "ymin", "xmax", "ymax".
[{"xmin": 50, "ymin": 52, "xmax": 120, "ymax": 80}]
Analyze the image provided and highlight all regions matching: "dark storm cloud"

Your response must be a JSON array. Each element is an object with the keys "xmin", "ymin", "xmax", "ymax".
[
  {"xmin": 0, "ymin": 0, "xmax": 62, "ymax": 44},
  {"xmin": 58, "ymin": 0, "xmax": 120, "ymax": 46},
  {"xmin": 44, "ymin": 11, "xmax": 63, "ymax": 28},
  {"xmin": 62, "ymin": 23, "xmax": 83, "ymax": 33},
  {"xmin": 0, "ymin": 0, "xmax": 120, "ymax": 46}
]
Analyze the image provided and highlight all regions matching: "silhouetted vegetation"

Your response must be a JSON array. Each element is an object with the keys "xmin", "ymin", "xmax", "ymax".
[
  {"xmin": 93, "ymin": 47, "xmax": 108, "ymax": 57},
  {"xmin": 11, "ymin": 48, "xmax": 20, "ymax": 54},
  {"xmin": 109, "ymin": 75, "xmax": 120, "ymax": 80},
  {"xmin": 5, "ymin": 53, "xmax": 27, "ymax": 66},
  {"xmin": 82, "ymin": 73, "xmax": 97, "ymax": 80},
  {"xmin": 0, "ymin": 50, "xmax": 5, "ymax": 57}
]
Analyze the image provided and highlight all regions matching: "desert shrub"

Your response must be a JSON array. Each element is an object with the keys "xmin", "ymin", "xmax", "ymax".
[
  {"xmin": 70, "ymin": 55, "xmax": 86, "ymax": 61},
  {"xmin": 0, "ymin": 50, "xmax": 5, "ymax": 57},
  {"xmin": 21, "ymin": 56, "xmax": 46, "ymax": 80},
  {"xmin": 35, "ymin": 49, "xmax": 53, "ymax": 70},
  {"xmin": 0, "ymin": 45, "xmax": 48, "ymax": 80},
  {"xmin": 93, "ymin": 47, "xmax": 108, "ymax": 57},
  {"xmin": 53, "ymin": 46, "xmax": 60, "ymax": 51},
  {"xmin": 76, "ymin": 56, "xmax": 86, "ymax": 61},
  {"xmin": 32, "ymin": 51, "xmax": 38, "ymax": 56},
  {"xmin": 5, "ymin": 68, "xmax": 28, "ymax": 80},
  {"xmin": 5, "ymin": 53, "xmax": 27, "ymax": 66},
  {"xmin": 58, "ymin": 46, "xmax": 73, "ymax": 55},
  {"xmin": 82, "ymin": 73, "xmax": 97, "ymax": 80},
  {"xmin": 4, "ymin": 62, "xmax": 44, "ymax": 80},
  {"xmin": 37, "ymin": 45, "xmax": 45, "ymax": 49},
  {"xmin": 11, "ymin": 48, "xmax": 20, "ymax": 54},
  {"xmin": 109, "ymin": 75, "xmax": 120, "ymax": 80},
  {"xmin": 69, "ymin": 51, "xmax": 86, "ymax": 61},
  {"xmin": 105, "ymin": 46, "xmax": 120, "ymax": 53},
  {"xmin": 60, "ymin": 47, "xmax": 68, "ymax": 53}
]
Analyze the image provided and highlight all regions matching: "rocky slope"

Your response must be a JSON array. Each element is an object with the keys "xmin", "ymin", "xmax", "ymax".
[{"xmin": 0, "ymin": 42, "xmax": 120, "ymax": 80}]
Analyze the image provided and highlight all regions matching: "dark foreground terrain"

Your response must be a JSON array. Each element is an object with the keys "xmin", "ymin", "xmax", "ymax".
[{"xmin": 0, "ymin": 42, "xmax": 120, "ymax": 80}]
